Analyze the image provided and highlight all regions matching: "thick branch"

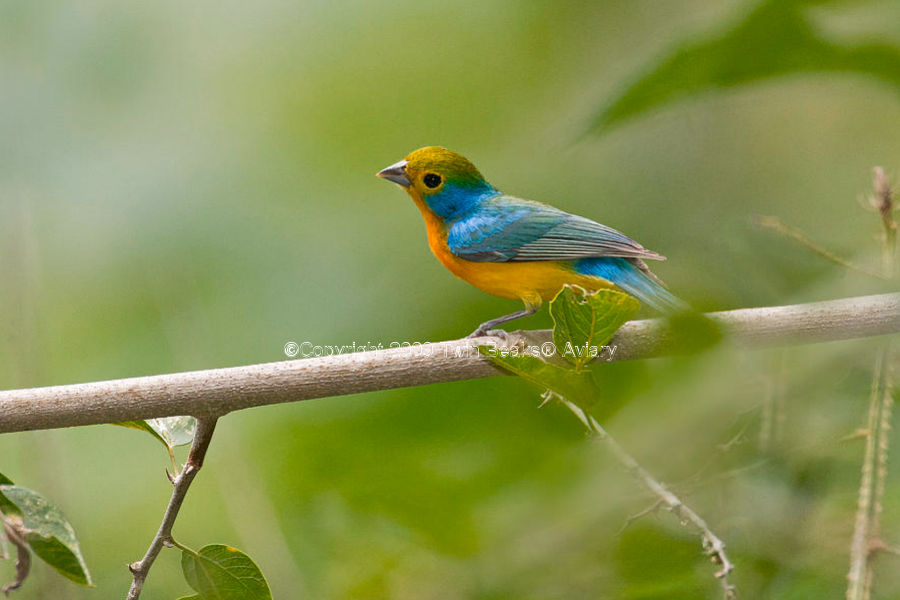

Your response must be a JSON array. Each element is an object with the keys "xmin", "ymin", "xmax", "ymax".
[
  {"xmin": 126, "ymin": 417, "xmax": 217, "ymax": 600},
  {"xmin": 0, "ymin": 293, "xmax": 898, "ymax": 433}
]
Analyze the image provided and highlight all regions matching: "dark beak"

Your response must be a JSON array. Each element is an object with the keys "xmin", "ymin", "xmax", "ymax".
[{"xmin": 376, "ymin": 159, "xmax": 410, "ymax": 187}]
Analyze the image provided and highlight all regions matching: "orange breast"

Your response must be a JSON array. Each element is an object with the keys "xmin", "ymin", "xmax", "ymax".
[{"xmin": 412, "ymin": 195, "xmax": 613, "ymax": 305}]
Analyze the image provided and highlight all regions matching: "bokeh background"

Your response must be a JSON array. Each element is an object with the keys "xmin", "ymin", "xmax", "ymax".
[{"xmin": 2, "ymin": 0, "xmax": 900, "ymax": 598}]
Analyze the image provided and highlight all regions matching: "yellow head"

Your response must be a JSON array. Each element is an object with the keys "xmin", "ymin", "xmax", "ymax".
[{"xmin": 377, "ymin": 146, "xmax": 491, "ymax": 197}]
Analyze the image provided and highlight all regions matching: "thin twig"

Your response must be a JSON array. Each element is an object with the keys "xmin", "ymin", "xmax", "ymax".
[
  {"xmin": 840, "ymin": 428, "xmax": 871, "ymax": 443},
  {"xmin": 718, "ymin": 420, "xmax": 752, "ymax": 453},
  {"xmin": 126, "ymin": 417, "xmax": 218, "ymax": 600},
  {"xmin": 847, "ymin": 348, "xmax": 885, "ymax": 600},
  {"xmin": 774, "ymin": 351, "xmax": 787, "ymax": 447},
  {"xmin": 872, "ymin": 167, "xmax": 897, "ymax": 278},
  {"xmin": 866, "ymin": 168, "xmax": 897, "ymax": 596},
  {"xmin": 869, "ymin": 539, "xmax": 900, "ymax": 557},
  {"xmin": 562, "ymin": 400, "xmax": 737, "ymax": 599},
  {"xmin": 759, "ymin": 350, "xmax": 788, "ymax": 453},
  {"xmin": 870, "ymin": 347, "xmax": 894, "ymax": 566},
  {"xmin": 846, "ymin": 167, "xmax": 898, "ymax": 600},
  {"xmin": 618, "ymin": 499, "xmax": 665, "ymax": 534},
  {"xmin": 759, "ymin": 375, "xmax": 774, "ymax": 453},
  {"xmin": 0, "ymin": 293, "xmax": 899, "ymax": 434},
  {"xmin": 752, "ymin": 215, "xmax": 886, "ymax": 280}
]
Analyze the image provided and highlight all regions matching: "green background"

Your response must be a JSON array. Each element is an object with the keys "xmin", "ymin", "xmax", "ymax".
[{"xmin": 2, "ymin": 0, "xmax": 900, "ymax": 598}]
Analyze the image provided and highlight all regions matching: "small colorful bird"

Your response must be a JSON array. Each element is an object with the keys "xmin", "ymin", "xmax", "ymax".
[{"xmin": 377, "ymin": 146, "xmax": 683, "ymax": 337}]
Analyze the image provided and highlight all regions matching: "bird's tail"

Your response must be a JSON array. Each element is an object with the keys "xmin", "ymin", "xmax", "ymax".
[{"xmin": 574, "ymin": 257, "xmax": 687, "ymax": 313}]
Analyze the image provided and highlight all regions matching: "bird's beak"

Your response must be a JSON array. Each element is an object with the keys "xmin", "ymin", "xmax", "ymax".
[{"xmin": 376, "ymin": 159, "xmax": 410, "ymax": 187}]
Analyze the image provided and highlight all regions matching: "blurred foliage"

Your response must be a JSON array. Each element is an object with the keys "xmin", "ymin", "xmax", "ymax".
[
  {"xmin": 591, "ymin": 0, "xmax": 900, "ymax": 134},
  {"xmin": 1, "ymin": 0, "xmax": 900, "ymax": 598}
]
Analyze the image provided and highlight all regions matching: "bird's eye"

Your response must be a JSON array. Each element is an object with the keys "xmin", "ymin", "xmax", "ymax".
[{"xmin": 423, "ymin": 173, "xmax": 442, "ymax": 188}]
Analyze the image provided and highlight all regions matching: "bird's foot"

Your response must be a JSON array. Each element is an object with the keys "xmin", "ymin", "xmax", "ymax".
[
  {"xmin": 467, "ymin": 326, "xmax": 509, "ymax": 339},
  {"xmin": 468, "ymin": 328, "xmax": 527, "ymax": 352}
]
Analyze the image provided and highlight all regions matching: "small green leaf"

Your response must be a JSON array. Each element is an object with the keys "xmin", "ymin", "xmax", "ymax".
[
  {"xmin": 550, "ymin": 286, "xmax": 640, "ymax": 371},
  {"xmin": 113, "ymin": 416, "xmax": 196, "ymax": 448},
  {"xmin": 113, "ymin": 421, "xmax": 168, "ymax": 446},
  {"xmin": 590, "ymin": 0, "xmax": 900, "ymax": 135},
  {"xmin": 0, "ymin": 485, "xmax": 92, "ymax": 586},
  {"xmin": 147, "ymin": 416, "xmax": 197, "ymax": 447},
  {"xmin": 479, "ymin": 348, "xmax": 601, "ymax": 411},
  {"xmin": 0, "ymin": 471, "xmax": 17, "ymax": 515},
  {"xmin": 181, "ymin": 544, "xmax": 272, "ymax": 600}
]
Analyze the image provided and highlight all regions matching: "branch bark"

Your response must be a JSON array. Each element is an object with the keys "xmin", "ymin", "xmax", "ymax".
[{"xmin": 0, "ymin": 293, "xmax": 898, "ymax": 433}]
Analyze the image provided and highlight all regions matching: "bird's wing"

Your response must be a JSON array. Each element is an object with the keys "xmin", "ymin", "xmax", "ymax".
[{"xmin": 447, "ymin": 196, "xmax": 665, "ymax": 262}]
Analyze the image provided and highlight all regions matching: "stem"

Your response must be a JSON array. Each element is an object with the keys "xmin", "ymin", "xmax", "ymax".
[
  {"xmin": 873, "ymin": 167, "xmax": 897, "ymax": 278},
  {"xmin": 847, "ymin": 348, "xmax": 885, "ymax": 600},
  {"xmin": 126, "ymin": 416, "xmax": 218, "ymax": 600},
  {"xmin": 166, "ymin": 536, "xmax": 196, "ymax": 555},
  {"xmin": 872, "ymin": 349, "xmax": 894, "ymax": 542},
  {"xmin": 562, "ymin": 400, "xmax": 737, "ymax": 599},
  {"xmin": 846, "ymin": 167, "xmax": 898, "ymax": 600},
  {"xmin": 168, "ymin": 445, "xmax": 179, "ymax": 478},
  {"xmin": 752, "ymin": 215, "xmax": 886, "ymax": 280}
]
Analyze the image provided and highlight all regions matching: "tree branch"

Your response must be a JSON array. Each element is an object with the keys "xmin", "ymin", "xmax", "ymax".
[
  {"xmin": 0, "ymin": 293, "xmax": 898, "ymax": 434},
  {"xmin": 126, "ymin": 417, "xmax": 217, "ymax": 600}
]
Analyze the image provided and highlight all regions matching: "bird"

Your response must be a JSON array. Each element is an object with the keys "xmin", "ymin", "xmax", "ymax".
[{"xmin": 377, "ymin": 146, "xmax": 684, "ymax": 337}]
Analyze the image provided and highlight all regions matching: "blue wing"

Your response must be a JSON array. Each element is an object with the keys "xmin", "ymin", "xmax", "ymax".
[{"xmin": 447, "ymin": 195, "xmax": 665, "ymax": 262}]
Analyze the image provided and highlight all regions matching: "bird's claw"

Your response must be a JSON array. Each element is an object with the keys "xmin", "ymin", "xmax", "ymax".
[
  {"xmin": 467, "ymin": 327, "xmax": 507, "ymax": 339},
  {"xmin": 469, "ymin": 328, "xmax": 527, "ymax": 351}
]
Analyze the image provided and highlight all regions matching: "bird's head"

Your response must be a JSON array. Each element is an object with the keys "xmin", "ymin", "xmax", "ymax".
[{"xmin": 377, "ymin": 146, "xmax": 497, "ymax": 219}]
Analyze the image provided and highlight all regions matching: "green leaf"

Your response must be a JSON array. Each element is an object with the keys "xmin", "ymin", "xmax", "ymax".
[
  {"xmin": 0, "ymin": 471, "xmax": 17, "ymax": 515},
  {"xmin": 113, "ymin": 420, "xmax": 168, "ymax": 446},
  {"xmin": 113, "ymin": 416, "xmax": 197, "ymax": 448},
  {"xmin": 479, "ymin": 348, "xmax": 601, "ymax": 411},
  {"xmin": 0, "ymin": 485, "xmax": 92, "ymax": 586},
  {"xmin": 176, "ymin": 596, "xmax": 203, "ymax": 600},
  {"xmin": 585, "ymin": 360, "xmax": 652, "ymax": 423},
  {"xmin": 550, "ymin": 286, "xmax": 640, "ymax": 371},
  {"xmin": 181, "ymin": 544, "xmax": 272, "ymax": 600},
  {"xmin": 590, "ymin": 0, "xmax": 900, "ymax": 134},
  {"xmin": 147, "ymin": 416, "xmax": 197, "ymax": 447}
]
